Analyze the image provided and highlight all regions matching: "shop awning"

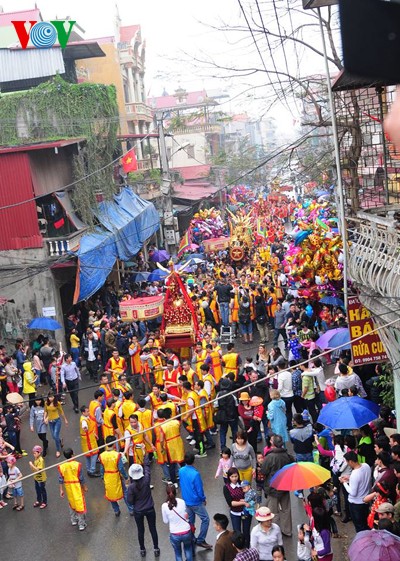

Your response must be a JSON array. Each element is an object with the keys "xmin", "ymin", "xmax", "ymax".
[{"xmin": 73, "ymin": 187, "xmax": 160, "ymax": 302}]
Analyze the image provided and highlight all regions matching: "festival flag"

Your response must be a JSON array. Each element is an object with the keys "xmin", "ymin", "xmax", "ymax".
[
  {"xmin": 257, "ymin": 218, "xmax": 267, "ymax": 239},
  {"xmin": 177, "ymin": 231, "xmax": 190, "ymax": 257},
  {"xmin": 121, "ymin": 148, "xmax": 138, "ymax": 173}
]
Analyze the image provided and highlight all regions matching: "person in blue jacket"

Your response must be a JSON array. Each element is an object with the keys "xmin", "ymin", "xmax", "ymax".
[{"xmin": 179, "ymin": 452, "xmax": 213, "ymax": 550}]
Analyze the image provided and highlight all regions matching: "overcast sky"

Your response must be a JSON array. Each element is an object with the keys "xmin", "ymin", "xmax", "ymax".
[{"xmin": 3, "ymin": 0, "xmax": 339, "ymax": 131}]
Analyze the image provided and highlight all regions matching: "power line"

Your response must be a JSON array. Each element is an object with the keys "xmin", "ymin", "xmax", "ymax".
[
  {"xmin": 8, "ymin": 310, "xmax": 400, "ymax": 485},
  {"xmin": 0, "ymin": 132, "xmax": 154, "ymax": 212}
]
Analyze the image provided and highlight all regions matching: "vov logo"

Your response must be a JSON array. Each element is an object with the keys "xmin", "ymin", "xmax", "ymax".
[{"xmin": 11, "ymin": 20, "xmax": 76, "ymax": 49}]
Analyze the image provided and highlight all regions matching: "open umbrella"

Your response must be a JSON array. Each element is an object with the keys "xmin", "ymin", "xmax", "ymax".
[
  {"xmin": 320, "ymin": 296, "xmax": 345, "ymax": 308},
  {"xmin": 27, "ymin": 317, "xmax": 62, "ymax": 330},
  {"xmin": 316, "ymin": 327, "xmax": 347, "ymax": 349},
  {"xmin": 317, "ymin": 396, "xmax": 380, "ymax": 429},
  {"xmin": 148, "ymin": 269, "xmax": 168, "ymax": 282},
  {"xmin": 348, "ymin": 530, "xmax": 400, "ymax": 561},
  {"xmin": 328, "ymin": 328, "xmax": 351, "ymax": 350},
  {"xmin": 131, "ymin": 271, "xmax": 150, "ymax": 282},
  {"xmin": 181, "ymin": 253, "xmax": 206, "ymax": 261},
  {"xmin": 149, "ymin": 250, "xmax": 170, "ymax": 262},
  {"xmin": 270, "ymin": 462, "xmax": 331, "ymax": 491}
]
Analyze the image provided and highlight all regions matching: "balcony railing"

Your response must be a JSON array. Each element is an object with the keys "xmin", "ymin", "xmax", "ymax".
[
  {"xmin": 136, "ymin": 158, "xmax": 152, "ymax": 171},
  {"xmin": 348, "ymin": 208, "xmax": 400, "ymax": 298},
  {"xmin": 125, "ymin": 102, "xmax": 153, "ymax": 121},
  {"xmin": 171, "ymin": 123, "xmax": 221, "ymax": 135},
  {"xmin": 46, "ymin": 230, "xmax": 86, "ymax": 257}
]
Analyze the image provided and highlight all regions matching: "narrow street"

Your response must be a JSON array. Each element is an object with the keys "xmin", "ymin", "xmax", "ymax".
[{"xmin": 1, "ymin": 336, "xmax": 354, "ymax": 560}]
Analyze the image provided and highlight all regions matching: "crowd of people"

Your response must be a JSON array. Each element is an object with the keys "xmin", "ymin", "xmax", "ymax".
[{"xmin": 0, "ymin": 196, "xmax": 399, "ymax": 560}]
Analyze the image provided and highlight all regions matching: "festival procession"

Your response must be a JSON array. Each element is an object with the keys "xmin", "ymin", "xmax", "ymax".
[{"xmin": 1, "ymin": 2, "xmax": 400, "ymax": 561}]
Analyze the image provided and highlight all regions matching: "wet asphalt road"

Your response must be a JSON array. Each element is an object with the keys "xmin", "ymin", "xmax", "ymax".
[{"xmin": 1, "ymin": 333, "xmax": 353, "ymax": 560}]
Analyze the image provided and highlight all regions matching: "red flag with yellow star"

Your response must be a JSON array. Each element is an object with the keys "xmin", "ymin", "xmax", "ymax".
[{"xmin": 121, "ymin": 148, "xmax": 138, "ymax": 172}]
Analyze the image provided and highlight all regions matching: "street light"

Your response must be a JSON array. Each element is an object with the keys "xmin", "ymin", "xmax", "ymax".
[{"xmin": 302, "ymin": 0, "xmax": 338, "ymax": 8}]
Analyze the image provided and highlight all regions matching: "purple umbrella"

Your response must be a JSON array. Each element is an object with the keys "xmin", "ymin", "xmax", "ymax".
[
  {"xmin": 348, "ymin": 530, "xmax": 400, "ymax": 561},
  {"xmin": 149, "ymin": 250, "xmax": 170, "ymax": 262},
  {"xmin": 316, "ymin": 327, "xmax": 348, "ymax": 349}
]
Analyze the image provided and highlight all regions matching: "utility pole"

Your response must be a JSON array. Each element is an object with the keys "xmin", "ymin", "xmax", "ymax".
[{"xmin": 158, "ymin": 115, "xmax": 177, "ymax": 256}]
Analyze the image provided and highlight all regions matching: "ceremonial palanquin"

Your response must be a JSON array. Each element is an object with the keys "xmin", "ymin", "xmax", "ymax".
[{"xmin": 161, "ymin": 269, "xmax": 200, "ymax": 348}]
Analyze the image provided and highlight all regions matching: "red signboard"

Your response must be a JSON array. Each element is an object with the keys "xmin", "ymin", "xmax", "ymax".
[{"xmin": 348, "ymin": 296, "xmax": 388, "ymax": 365}]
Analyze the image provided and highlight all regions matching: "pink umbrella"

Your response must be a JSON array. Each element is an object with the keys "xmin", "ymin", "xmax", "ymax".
[{"xmin": 348, "ymin": 530, "xmax": 400, "ymax": 561}]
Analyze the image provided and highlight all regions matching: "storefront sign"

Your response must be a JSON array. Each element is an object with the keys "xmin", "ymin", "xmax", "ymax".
[
  {"xmin": 42, "ymin": 306, "xmax": 56, "ymax": 317},
  {"xmin": 119, "ymin": 295, "xmax": 164, "ymax": 321},
  {"xmin": 348, "ymin": 296, "xmax": 388, "ymax": 365}
]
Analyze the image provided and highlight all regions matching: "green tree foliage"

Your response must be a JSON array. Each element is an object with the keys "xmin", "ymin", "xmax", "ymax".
[{"xmin": 0, "ymin": 75, "xmax": 119, "ymax": 225}]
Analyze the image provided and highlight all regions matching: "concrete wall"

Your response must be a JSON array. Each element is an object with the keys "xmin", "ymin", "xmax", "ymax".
[
  {"xmin": 0, "ymin": 247, "xmax": 66, "ymax": 351},
  {"xmin": 169, "ymin": 132, "xmax": 208, "ymax": 169}
]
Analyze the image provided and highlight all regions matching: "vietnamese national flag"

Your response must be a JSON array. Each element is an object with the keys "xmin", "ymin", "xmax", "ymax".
[{"xmin": 121, "ymin": 148, "xmax": 138, "ymax": 173}]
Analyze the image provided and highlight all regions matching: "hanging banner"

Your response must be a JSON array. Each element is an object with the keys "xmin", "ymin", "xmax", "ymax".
[
  {"xmin": 203, "ymin": 237, "xmax": 230, "ymax": 253},
  {"xmin": 348, "ymin": 296, "xmax": 388, "ymax": 365}
]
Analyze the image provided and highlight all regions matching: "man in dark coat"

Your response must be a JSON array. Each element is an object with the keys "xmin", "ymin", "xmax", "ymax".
[{"xmin": 261, "ymin": 434, "xmax": 294, "ymax": 536}]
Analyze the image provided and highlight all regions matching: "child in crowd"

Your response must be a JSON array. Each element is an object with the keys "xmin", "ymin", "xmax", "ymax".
[
  {"xmin": 6, "ymin": 455, "xmax": 24, "ymax": 511},
  {"xmin": 297, "ymin": 524, "xmax": 312, "ymax": 561},
  {"xmin": 215, "ymin": 447, "xmax": 233, "ymax": 484},
  {"xmin": 288, "ymin": 331, "xmax": 302, "ymax": 362},
  {"xmin": 255, "ymin": 451, "xmax": 266, "ymax": 506},
  {"xmin": 29, "ymin": 445, "xmax": 47, "ymax": 509},
  {"xmin": 240, "ymin": 480, "xmax": 257, "ymax": 517},
  {"xmin": 243, "ymin": 357, "xmax": 256, "ymax": 372}
]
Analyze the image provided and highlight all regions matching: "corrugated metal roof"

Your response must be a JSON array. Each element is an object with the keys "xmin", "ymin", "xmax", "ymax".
[
  {"xmin": 0, "ymin": 48, "xmax": 65, "ymax": 83},
  {"xmin": 0, "ymin": 138, "xmax": 85, "ymax": 153},
  {"xmin": 0, "ymin": 152, "xmax": 43, "ymax": 250},
  {"xmin": 0, "ymin": 8, "xmax": 41, "ymax": 26}
]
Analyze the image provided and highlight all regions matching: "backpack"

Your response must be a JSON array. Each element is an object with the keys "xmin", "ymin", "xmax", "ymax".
[{"xmin": 238, "ymin": 305, "xmax": 251, "ymax": 324}]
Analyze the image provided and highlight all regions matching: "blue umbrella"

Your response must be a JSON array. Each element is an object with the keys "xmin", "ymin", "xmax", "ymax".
[
  {"xmin": 317, "ymin": 396, "xmax": 380, "ymax": 429},
  {"xmin": 320, "ymin": 296, "xmax": 345, "ymax": 308},
  {"xmin": 27, "ymin": 317, "xmax": 62, "ymax": 330},
  {"xmin": 131, "ymin": 271, "xmax": 150, "ymax": 282},
  {"xmin": 148, "ymin": 269, "xmax": 168, "ymax": 282},
  {"xmin": 149, "ymin": 250, "xmax": 170, "ymax": 262},
  {"xmin": 328, "ymin": 328, "xmax": 351, "ymax": 350}
]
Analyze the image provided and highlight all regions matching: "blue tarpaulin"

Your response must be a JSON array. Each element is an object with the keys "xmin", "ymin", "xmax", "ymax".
[{"xmin": 73, "ymin": 188, "xmax": 160, "ymax": 302}]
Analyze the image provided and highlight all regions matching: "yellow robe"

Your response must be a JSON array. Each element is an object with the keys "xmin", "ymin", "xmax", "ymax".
[
  {"xmin": 99, "ymin": 450, "xmax": 123, "ymax": 502},
  {"xmin": 160, "ymin": 419, "xmax": 184, "ymax": 463},
  {"xmin": 80, "ymin": 415, "xmax": 98, "ymax": 457},
  {"xmin": 58, "ymin": 460, "xmax": 86, "ymax": 513}
]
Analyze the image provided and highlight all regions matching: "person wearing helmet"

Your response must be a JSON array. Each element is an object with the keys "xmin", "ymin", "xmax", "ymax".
[{"xmin": 6, "ymin": 455, "xmax": 24, "ymax": 511}]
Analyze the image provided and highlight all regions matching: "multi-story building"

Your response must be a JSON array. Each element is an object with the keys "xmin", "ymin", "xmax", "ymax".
[
  {"xmin": 332, "ymin": 74, "xmax": 400, "ymax": 414},
  {"xmin": 0, "ymin": 12, "xmax": 159, "ymax": 344},
  {"xmin": 149, "ymin": 87, "xmax": 223, "ymax": 182},
  {"xmin": 76, "ymin": 13, "xmax": 155, "ymax": 171}
]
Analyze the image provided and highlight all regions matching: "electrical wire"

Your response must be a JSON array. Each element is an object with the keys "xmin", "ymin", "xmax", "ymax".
[
  {"xmin": 7, "ymin": 310, "xmax": 400, "ymax": 485},
  {"xmin": 237, "ymin": 0, "xmax": 295, "ymax": 119},
  {"xmin": 0, "ymin": 132, "xmax": 154, "ymax": 212}
]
